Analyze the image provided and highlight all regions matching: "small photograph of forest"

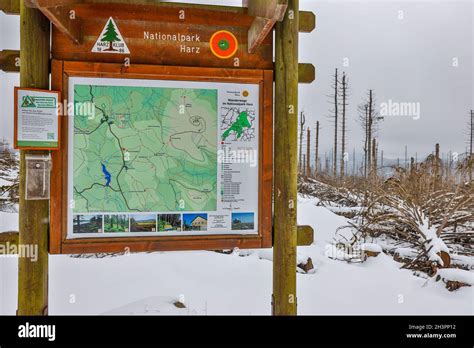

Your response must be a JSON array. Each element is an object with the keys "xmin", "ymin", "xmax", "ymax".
[
  {"xmin": 73, "ymin": 214, "xmax": 103, "ymax": 234},
  {"xmin": 157, "ymin": 214, "xmax": 182, "ymax": 232},
  {"xmin": 104, "ymin": 214, "xmax": 129, "ymax": 233}
]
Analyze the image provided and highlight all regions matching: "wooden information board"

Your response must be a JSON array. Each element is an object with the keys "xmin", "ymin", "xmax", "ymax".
[{"xmin": 49, "ymin": 5, "xmax": 274, "ymax": 254}]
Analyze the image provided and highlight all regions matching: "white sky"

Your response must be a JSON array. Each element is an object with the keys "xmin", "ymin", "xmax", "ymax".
[{"xmin": 1, "ymin": 0, "xmax": 473, "ymax": 164}]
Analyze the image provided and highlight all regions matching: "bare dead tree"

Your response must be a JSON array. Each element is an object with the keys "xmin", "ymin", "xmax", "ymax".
[
  {"xmin": 352, "ymin": 148, "xmax": 356, "ymax": 176},
  {"xmin": 306, "ymin": 127, "xmax": 311, "ymax": 177},
  {"xmin": 303, "ymin": 154, "xmax": 306, "ymax": 178},
  {"xmin": 469, "ymin": 110, "xmax": 473, "ymax": 157},
  {"xmin": 469, "ymin": 110, "xmax": 473, "ymax": 181},
  {"xmin": 434, "ymin": 143, "xmax": 442, "ymax": 190},
  {"xmin": 332, "ymin": 69, "xmax": 339, "ymax": 178},
  {"xmin": 314, "ymin": 121, "xmax": 320, "ymax": 175},
  {"xmin": 298, "ymin": 111, "xmax": 306, "ymax": 173},
  {"xmin": 358, "ymin": 90, "xmax": 382, "ymax": 178},
  {"xmin": 372, "ymin": 138, "xmax": 377, "ymax": 179},
  {"xmin": 340, "ymin": 72, "xmax": 349, "ymax": 179}
]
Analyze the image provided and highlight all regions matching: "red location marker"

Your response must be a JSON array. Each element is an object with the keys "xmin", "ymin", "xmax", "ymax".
[{"xmin": 210, "ymin": 30, "xmax": 238, "ymax": 59}]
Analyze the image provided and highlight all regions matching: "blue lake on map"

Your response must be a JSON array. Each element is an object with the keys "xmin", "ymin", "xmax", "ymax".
[{"xmin": 101, "ymin": 163, "xmax": 111, "ymax": 187}]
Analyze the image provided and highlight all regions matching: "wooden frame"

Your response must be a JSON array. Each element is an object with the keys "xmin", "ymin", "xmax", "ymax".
[
  {"xmin": 50, "ymin": 60, "xmax": 273, "ymax": 254},
  {"xmin": 14, "ymin": 87, "xmax": 61, "ymax": 150}
]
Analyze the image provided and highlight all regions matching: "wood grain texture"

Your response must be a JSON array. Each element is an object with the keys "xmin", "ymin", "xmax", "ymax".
[
  {"xmin": 273, "ymin": 0, "xmax": 299, "ymax": 316},
  {"xmin": 0, "ymin": 0, "xmax": 19, "ymax": 14},
  {"xmin": 298, "ymin": 62, "xmax": 315, "ymax": 84},
  {"xmin": 49, "ymin": 61, "xmax": 273, "ymax": 254},
  {"xmin": 248, "ymin": 16, "xmax": 275, "ymax": 54},
  {"xmin": 40, "ymin": 5, "xmax": 83, "ymax": 44},
  {"xmin": 299, "ymin": 10, "xmax": 315, "ymax": 33},
  {"xmin": 17, "ymin": 1, "xmax": 50, "ymax": 316},
  {"xmin": 0, "ymin": 231, "xmax": 19, "ymax": 246},
  {"xmin": 0, "ymin": 50, "xmax": 20, "ymax": 72},
  {"xmin": 297, "ymin": 225, "xmax": 313, "ymax": 246},
  {"xmin": 247, "ymin": 0, "xmax": 287, "ymax": 21},
  {"xmin": 52, "ymin": 3, "xmax": 273, "ymax": 69}
]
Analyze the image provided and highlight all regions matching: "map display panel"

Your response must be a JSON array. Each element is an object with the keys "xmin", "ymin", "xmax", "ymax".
[{"xmin": 67, "ymin": 77, "xmax": 259, "ymax": 238}]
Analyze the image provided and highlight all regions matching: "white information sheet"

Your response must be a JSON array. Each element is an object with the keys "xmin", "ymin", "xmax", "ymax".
[{"xmin": 16, "ymin": 88, "xmax": 59, "ymax": 149}]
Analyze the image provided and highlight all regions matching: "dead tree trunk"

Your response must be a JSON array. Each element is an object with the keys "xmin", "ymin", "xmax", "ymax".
[
  {"xmin": 333, "ymin": 68, "xmax": 338, "ymax": 178},
  {"xmin": 371, "ymin": 138, "xmax": 377, "ymax": 179},
  {"xmin": 306, "ymin": 127, "xmax": 311, "ymax": 177},
  {"xmin": 434, "ymin": 143, "xmax": 441, "ymax": 190},
  {"xmin": 340, "ymin": 72, "xmax": 348, "ymax": 179},
  {"xmin": 352, "ymin": 148, "xmax": 356, "ymax": 176},
  {"xmin": 314, "ymin": 121, "xmax": 319, "ymax": 175},
  {"xmin": 470, "ymin": 110, "xmax": 473, "ymax": 181},
  {"xmin": 303, "ymin": 154, "xmax": 306, "ymax": 179},
  {"xmin": 367, "ymin": 90, "xmax": 373, "ymax": 174},
  {"xmin": 364, "ymin": 105, "xmax": 368, "ymax": 178},
  {"xmin": 298, "ymin": 111, "xmax": 306, "ymax": 174}
]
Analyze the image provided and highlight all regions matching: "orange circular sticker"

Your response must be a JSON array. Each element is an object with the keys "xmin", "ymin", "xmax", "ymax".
[{"xmin": 210, "ymin": 30, "xmax": 238, "ymax": 59}]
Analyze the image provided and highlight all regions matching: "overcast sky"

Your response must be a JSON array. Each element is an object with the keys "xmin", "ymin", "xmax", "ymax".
[{"xmin": 1, "ymin": 0, "xmax": 472, "ymax": 163}]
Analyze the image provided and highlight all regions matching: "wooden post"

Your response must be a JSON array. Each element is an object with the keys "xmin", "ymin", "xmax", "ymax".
[
  {"xmin": 273, "ymin": 0, "xmax": 298, "ymax": 316},
  {"xmin": 17, "ymin": 1, "xmax": 50, "ymax": 315}
]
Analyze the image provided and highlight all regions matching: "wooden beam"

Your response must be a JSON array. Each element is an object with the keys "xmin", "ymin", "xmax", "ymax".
[
  {"xmin": 273, "ymin": 0, "xmax": 299, "ymax": 316},
  {"xmin": 297, "ymin": 225, "xmax": 314, "ymax": 246},
  {"xmin": 18, "ymin": 1, "xmax": 50, "ymax": 316},
  {"xmin": 25, "ymin": 0, "xmax": 82, "ymax": 7},
  {"xmin": 246, "ymin": 0, "xmax": 288, "ymax": 21},
  {"xmin": 26, "ymin": 1, "xmax": 82, "ymax": 44},
  {"xmin": 0, "ymin": 231, "xmax": 19, "ymax": 247},
  {"xmin": 299, "ymin": 11, "xmax": 315, "ymax": 33},
  {"xmin": 248, "ymin": 17, "xmax": 275, "ymax": 54},
  {"xmin": 42, "ymin": 6, "xmax": 82, "ymax": 44},
  {"xmin": 0, "ymin": 50, "xmax": 20, "ymax": 72},
  {"xmin": 0, "ymin": 0, "xmax": 19, "ymax": 14},
  {"xmin": 298, "ymin": 63, "xmax": 315, "ymax": 84},
  {"xmin": 4, "ymin": 0, "xmax": 315, "ymax": 35},
  {"xmin": 246, "ymin": 0, "xmax": 288, "ymax": 54}
]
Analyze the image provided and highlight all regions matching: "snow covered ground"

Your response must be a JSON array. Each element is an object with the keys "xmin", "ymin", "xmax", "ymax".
[{"xmin": 0, "ymin": 195, "xmax": 472, "ymax": 315}]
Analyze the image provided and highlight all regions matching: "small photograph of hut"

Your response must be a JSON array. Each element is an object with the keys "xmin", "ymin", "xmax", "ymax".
[{"xmin": 183, "ymin": 213, "xmax": 208, "ymax": 231}]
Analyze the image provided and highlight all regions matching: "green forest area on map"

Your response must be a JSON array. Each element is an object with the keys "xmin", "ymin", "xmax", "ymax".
[{"xmin": 72, "ymin": 84, "xmax": 218, "ymax": 213}]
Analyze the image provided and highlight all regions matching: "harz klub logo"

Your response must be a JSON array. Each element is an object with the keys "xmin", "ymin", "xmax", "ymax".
[{"xmin": 92, "ymin": 17, "xmax": 130, "ymax": 54}]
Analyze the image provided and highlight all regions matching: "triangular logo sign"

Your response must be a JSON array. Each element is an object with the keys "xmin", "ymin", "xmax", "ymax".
[
  {"xmin": 92, "ymin": 17, "xmax": 130, "ymax": 54},
  {"xmin": 21, "ymin": 95, "xmax": 36, "ymax": 108}
]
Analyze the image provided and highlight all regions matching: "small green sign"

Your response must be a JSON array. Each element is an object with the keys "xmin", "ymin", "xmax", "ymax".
[{"xmin": 21, "ymin": 95, "xmax": 57, "ymax": 109}]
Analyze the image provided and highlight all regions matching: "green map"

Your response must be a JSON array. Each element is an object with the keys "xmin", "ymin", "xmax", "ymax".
[{"xmin": 73, "ymin": 84, "xmax": 218, "ymax": 213}]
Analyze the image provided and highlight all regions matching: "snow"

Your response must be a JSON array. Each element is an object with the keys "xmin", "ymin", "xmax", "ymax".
[
  {"xmin": 436, "ymin": 269, "xmax": 474, "ymax": 286},
  {"xmin": 103, "ymin": 296, "xmax": 200, "ymax": 315},
  {"xmin": 451, "ymin": 254, "xmax": 474, "ymax": 269},
  {"xmin": 418, "ymin": 217, "xmax": 450, "ymax": 266},
  {"xmin": 394, "ymin": 248, "xmax": 418, "ymax": 258},
  {"xmin": 0, "ymin": 195, "xmax": 473, "ymax": 315},
  {"xmin": 361, "ymin": 243, "xmax": 383, "ymax": 253},
  {"xmin": 0, "ymin": 211, "xmax": 18, "ymax": 232}
]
